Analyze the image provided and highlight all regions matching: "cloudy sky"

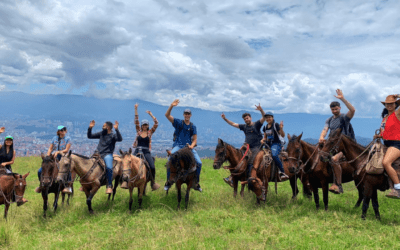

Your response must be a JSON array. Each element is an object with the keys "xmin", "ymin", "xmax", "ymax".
[{"xmin": 0, "ymin": 0, "xmax": 399, "ymax": 117}]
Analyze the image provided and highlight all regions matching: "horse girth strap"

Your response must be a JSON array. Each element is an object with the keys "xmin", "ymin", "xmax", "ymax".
[{"xmin": 80, "ymin": 158, "xmax": 105, "ymax": 181}]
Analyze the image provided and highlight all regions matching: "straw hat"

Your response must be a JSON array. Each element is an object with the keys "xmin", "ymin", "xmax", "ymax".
[{"xmin": 381, "ymin": 95, "xmax": 400, "ymax": 106}]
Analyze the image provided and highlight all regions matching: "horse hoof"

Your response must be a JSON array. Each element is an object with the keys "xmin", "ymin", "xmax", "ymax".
[
  {"xmin": 376, "ymin": 215, "xmax": 381, "ymax": 220},
  {"xmin": 89, "ymin": 210, "xmax": 94, "ymax": 215}
]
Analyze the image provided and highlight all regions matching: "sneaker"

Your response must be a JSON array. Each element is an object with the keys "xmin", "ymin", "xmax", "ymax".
[
  {"xmin": 35, "ymin": 187, "xmax": 41, "ymax": 193},
  {"xmin": 223, "ymin": 177, "xmax": 233, "ymax": 188},
  {"xmin": 106, "ymin": 186, "xmax": 113, "ymax": 194},
  {"xmin": 329, "ymin": 184, "xmax": 343, "ymax": 194},
  {"xmin": 279, "ymin": 172, "xmax": 289, "ymax": 181},
  {"xmin": 193, "ymin": 184, "xmax": 202, "ymax": 192},
  {"xmin": 62, "ymin": 187, "xmax": 73, "ymax": 194},
  {"xmin": 164, "ymin": 183, "xmax": 171, "ymax": 191},
  {"xmin": 386, "ymin": 189, "xmax": 400, "ymax": 199}
]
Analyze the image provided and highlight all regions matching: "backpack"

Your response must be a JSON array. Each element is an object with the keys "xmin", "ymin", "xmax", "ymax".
[
  {"xmin": 365, "ymin": 140, "xmax": 385, "ymax": 175},
  {"xmin": 272, "ymin": 123, "xmax": 285, "ymax": 145},
  {"xmin": 328, "ymin": 115, "xmax": 356, "ymax": 141},
  {"xmin": 173, "ymin": 120, "xmax": 194, "ymax": 142}
]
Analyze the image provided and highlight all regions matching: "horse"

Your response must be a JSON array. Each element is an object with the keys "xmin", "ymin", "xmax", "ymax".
[
  {"xmin": 40, "ymin": 153, "xmax": 62, "ymax": 217},
  {"xmin": 0, "ymin": 172, "xmax": 29, "ymax": 219},
  {"xmin": 241, "ymin": 143, "xmax": 311, "ymax": 204},
  {"xmin": 321, "ymin": 129, "xmax": 398, "ymax": 219},
  {"xmin": 213, "ymin": 139, "xmax": 250, "ymax": 198},
  {"xmin": 56, "ymin": 154, "xmax": 76, "ymax": 206},
  {"xmin": 119, "ymin": 148, "xmax": 150, "ymax": 211},
  {"xmin": 166, "ymin": 147, "xmax": 197, "ymax": 209},
  {"xmin": 58, "ymin": 151, "xmax": 122, "ymax": 214}
]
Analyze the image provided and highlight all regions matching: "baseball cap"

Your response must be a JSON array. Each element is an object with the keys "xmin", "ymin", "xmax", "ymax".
[
  {"xmin": 264, "ymin": 112, "xmax": 274, "ymax": 117},
  {"xmin": 184, "ymin": 109, "xmax": 191, "ymax": 114}
]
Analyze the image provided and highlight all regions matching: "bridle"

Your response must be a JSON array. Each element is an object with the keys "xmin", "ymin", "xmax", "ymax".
[{"xmin": 214, "ymin": 143, "xmax": 227, "ymax": 167}]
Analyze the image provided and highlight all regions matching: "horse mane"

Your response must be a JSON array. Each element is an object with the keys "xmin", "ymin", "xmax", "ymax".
[
  {"xmin": 42, "ymin": 156, "xmax": 55, "ymax": 163},
  {"xmin": 218, "ymin": 140, "xmax": 242, "ymax": 155},
  {"xmin": 169, "ymin": 147, "xmax": 196, "ymax": 169},
  {"xmin": 72, "ymin": 153, "xmax": 91, "ymax": 159},
  {"xmin": 341, "ymin": 133, "xmax": 367, "ymax": 150},
  {"xmin": 289, "ymin": 135, "xmax": 315, "ymax": 147}
]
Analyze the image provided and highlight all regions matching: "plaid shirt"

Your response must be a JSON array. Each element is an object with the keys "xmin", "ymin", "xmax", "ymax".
[{"xmin": 133, "ymin": 115, "xmax": 158, "ymax": 150}]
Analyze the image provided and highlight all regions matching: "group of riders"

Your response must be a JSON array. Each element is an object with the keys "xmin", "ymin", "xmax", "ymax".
[{"xmin": 1, "ymin": 89, "xmax": 400, "ymax": 206}]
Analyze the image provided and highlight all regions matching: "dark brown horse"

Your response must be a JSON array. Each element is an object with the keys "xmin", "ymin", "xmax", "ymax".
[
  {"xmin": 213, "ymin": 139, "xmax": 250, "ymax": 198},
  {"xmin": 0, "ymin": 172, "xmax": 29, "ymax": 219},
  {"xmin": 166, "ymin": 147, "xmax": 197, "ymax": 209},
  {"xmin": 119, "ymin": 148, "xmax": 149, "ymax": 211},
  {"xmin": 40, "ymin": 153, "xmax": 61, "ymax": 217},
  {"xmin": 287, "ymin": 133, "xmax": 364, "ymax": 211},
  {"xmin": 58, "ymin": 151, "xmax": 122, "ymax": 214},
  {"xmin": 321, "ymin": 129, "xmax": 399, "ymax": 219},
  {"xmin": 241, "ymin": 143, "xmax": 311, "ymax": 203}
]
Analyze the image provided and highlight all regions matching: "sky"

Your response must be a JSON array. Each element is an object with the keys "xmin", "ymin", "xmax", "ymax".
[{"xmin": 0, "ymin": 0, "xmax": 399, "ymax": 117}]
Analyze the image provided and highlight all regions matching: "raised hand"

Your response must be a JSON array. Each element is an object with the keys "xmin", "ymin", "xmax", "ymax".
[
  {"xmin": 255, "ymin": 103, "xmax": 262, "ymax": 111},
  {"xmin": 114, "ymin": 121, "xmax": 119, "ymax": 130},
  {"xmin": 89, "ymin": 120, "xmax": 95, "ymax": 128},
  {"xmin": 146, "ymin": 110, "xmax": 152, "ymax": 115},
  {"xmin": 0, "ymin": 127, "xmax": 5, "ymax": 134},
  {"xmin": 221, "ymin": 113, "xmax": 226, "ymax": 119},
  {"xmin": 134, "ymin": 103, "xmax": 139, "ymax": 109},
  {"xmin": 171, "ymin": 99, "xmax": 180, "ymax": 107},
  {"xmin": 280, "ymin": 121, "xmax": 284, "ymax": 130},
  {"xmin": 334, "ymin": 89, "xmax": 344, "ymax": 99}
]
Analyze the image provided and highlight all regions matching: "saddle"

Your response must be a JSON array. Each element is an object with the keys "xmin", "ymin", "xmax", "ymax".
[
  {"xmin": 87, "ymin": 153, "xmax": 122, "ymax": 186},
  {"xmin": 260, "ymin": 148, "xmax": 287, "ymax": 182}
]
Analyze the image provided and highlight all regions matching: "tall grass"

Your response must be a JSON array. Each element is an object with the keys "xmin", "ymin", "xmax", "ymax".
[{"xmin": 1, "ymin": 156, "xmax": 399, "ymax": 249}]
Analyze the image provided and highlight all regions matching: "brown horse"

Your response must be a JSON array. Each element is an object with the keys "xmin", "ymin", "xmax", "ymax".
[
  {"xmin": 166, "ymin": 147, "xmax": 197, "ymax": 209},
  {"xmin": 119, "ymin": 148, "xmax": 149, "ymax": 211},
  {"xmin": 56, "ymin": 155, "xmax": 76, "ymax": 206},
  {"xmin": 241, "ymin": 143, "xmax": 311, "ymax": 203},
  {"xmin": 40, "ymin": 154, "xmax": 61, "ymax": 217},
  {"xmin": 213, "ymin": 139, "xmax": 250, "ymax": 198},
  {"xmin": 321, "ymin": 129, "xmax": 398, "ymax": 219},
  {"xmin": 287, "ymin": 133, "xmax": 364, "ymax": 211},
  {"xmin": 0, "ymin": 172, "xmax": 29, "ymax": 219},
  {"xmin": 59, "ymin": 151, "xmax": 122, "ymax": 214}
]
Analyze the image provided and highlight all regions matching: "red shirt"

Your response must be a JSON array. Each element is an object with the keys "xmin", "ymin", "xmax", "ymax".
[{"xmin": 382, "ymin": 112, "xmax": 400, "ymax": 141}]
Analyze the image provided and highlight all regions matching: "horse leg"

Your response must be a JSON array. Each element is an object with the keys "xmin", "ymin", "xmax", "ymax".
[
  {"xmin": 362, "ymin": 184, "xmax": 373, "ymax": 220},
  {"xmin": 355, "ymin": 182, "xmax": 364, "ymax": 208},
  {"xmin": 322, "ymin": 180, "xmax": 329, "ymax": 211},
  {"xmin": 311, "ymin": 181, "xmax": 320, "ymax": 210},
  {"xmin": 138, "ymin": 184, "xmax": 144, "ymax": 209},
  {"xmin": 42, "ymin": 188, "xmax": 49, "ymax": 217},
  {"xmin": 185, "ymin": 181, "xmax": 192, "ymax": 209},
  {"xmin": 129, "ymin": 186, "xmax": 134, "ymax": 212},
  {"xmin": 233, "ymin": 178, "xmax": 238, "ymax": 198},
  {"xmin": 4, "ymin": 202, "xmax": 10, "ymax": 219},
  {"xmin": 53, "ymin": 184, "xmax": 61, "ymax": 212},
  {"xmin": 371, "ymin": 188, "xmax": 380, "ymax": 220},
  {"xmin": 67, "ymin": 184, "xmax": 73, "ymax": 205},
  {"xmin": 290, "ymin": 176, "xmax": 299, "ymax": 199},
  {"xmin": 112, "ymin": 175, "xmax": 120, "ymax": 201},
  {"xmin": 177, "ymin": 182, "xmax": 182, "ymax": 210},
  {"xmin": 240, "ymin": 181, "xmax": 245, "ymax": 198},
  {"xmin": 87, "ymin": 185, "xmax": 100, "ymax": 214}
]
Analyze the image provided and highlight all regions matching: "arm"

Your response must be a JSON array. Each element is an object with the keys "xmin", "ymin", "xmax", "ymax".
[
  {"xmin": 114, "ymin": 121, "xmax": 123, "ymax": 142},
  {"xmin": 279, "ymin": 121, "xmax": 285, "ymax": 137},
  {"xmin": 255, "ymin": 103, "xmax": 266, "ymax": 123},
  {"xmin": 189, "ymin": 134, "xmax": 197, "ymax": 149},
  {"xmin": 165, "ymin": 99, "xmax": 179, "ymax": 123},
  {"xmin": 335, "ymin": 89, "xmax": 355, "ymax": 119},
  {"xmin": 134, "ymin": 103, "xmax": 140, "ymax": 132},
  {"xmin": 221, "ymin": 113, "xmax": 239, "ymax": 129},
  {"xmin": 47, "ymin": 144, "xmax": 54, "ymax": 156},
  {"xmin": 1, "ymin": 150, "xmax": 16, "ymax": 167},
  {"xmin": 147, "ymin": 110, "xmax": 158, "ymax": 133},
  {"xmin": 87, "ymin": 120, "xmax": 101, "ymax": 139},
  {"xmin": 319, "ymin": 119, "xmax": 330, "ymax": 143},
  {"xmin": 396, "ymin": 94, "xmax": 400, "ymax": 118},
  {"xmin": 261, "ymin": 132, "xmax": 267, "ymax": 144},
  {"xmin": 59, "ymin": 143, "xmax": 71, "ymax": 155}
]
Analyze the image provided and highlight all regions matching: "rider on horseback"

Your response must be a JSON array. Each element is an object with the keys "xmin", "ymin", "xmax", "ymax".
[
  {"xmin": 87, "ymin": 120, "xmax": 123, "ymax": 194},
  {"xmin": 36, "ymin": 125, "xmax": 72, "ymax": 194},
  {"xmin": 0, "ymin": 128, "xmax": 16, "ymax": 175},
  {"xmin": 164, "ymin": 99, "xmax": 202, "ymax": 192},
  {"xmin": 133, "ymin": 103, "xmax": 160, "ymax": 191},
  {"xmin": 319, "ymin": 89, "xmax": 356, "ymax": 194},
  {"xmin": 261, "ymin": 112, "xmax": 289, "ymax": 180},
  {"xmin": 374, "ymin": 94, "xmax": 400, "ymax": 199},
  {"xmin": 221, "ymin": 103, "xmax": 267, "ymax": 187}
]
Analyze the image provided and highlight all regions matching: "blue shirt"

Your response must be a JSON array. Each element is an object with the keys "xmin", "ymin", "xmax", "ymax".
[
  {"xmin": 51, "ymin": 136, "xmax": 72, "ymax": 153},
  {"xmin": 172, "ymin": 118, "xmax": 197, "ymax": 147}
]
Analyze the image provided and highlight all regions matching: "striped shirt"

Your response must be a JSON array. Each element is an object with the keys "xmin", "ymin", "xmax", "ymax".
[{"xmin": 133, "ymin": 115, "xmax": 158, "ymax": 150}]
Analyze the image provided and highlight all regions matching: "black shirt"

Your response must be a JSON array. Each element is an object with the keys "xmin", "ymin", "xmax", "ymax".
[
  {"xmin": 87, "ymin": 128, "xmax": 123, "ymax": 157},
  {"xmin": 239, "ymin": 120, "xmax": 263, "ymax": 149},
  {"xmin": 263, "ymin": 122, "xmax": 281, "ymax": 145}
]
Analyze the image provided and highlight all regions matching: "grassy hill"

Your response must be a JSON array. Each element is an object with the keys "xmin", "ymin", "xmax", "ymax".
[{"xmin": 1, "ymin": 156, "xmax": 400, "ymax": 249}]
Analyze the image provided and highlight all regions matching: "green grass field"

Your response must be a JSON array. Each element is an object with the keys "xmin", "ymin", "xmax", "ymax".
[{"xmin": 1, "ymin": 156, "xmax": 400, "ymax": 250}]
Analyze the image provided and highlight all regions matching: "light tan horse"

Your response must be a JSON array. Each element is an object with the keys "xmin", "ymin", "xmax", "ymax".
[
  {"xmin": 58, "ymin": 151, "xmax": 122, "ymax": 214},
  {"xmin": 119, "ymin": 148, "xmax": 149, "ymax": 211}
]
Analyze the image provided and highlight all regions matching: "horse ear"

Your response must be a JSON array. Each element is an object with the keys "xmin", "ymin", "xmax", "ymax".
[
  {"xmin": 287, "ymin": 134, "xmax": 291, "ymax": 140},
  {"xmin": 298, "ymin": 132, "xmax": 303, "ymax": 141},
  {"xmin": 68, "ymin": 150, "xmax": 72, "ymax": 157},
  {"xmin": 129, "ymin": 148, "xmax": 132, "ymax": 154},
  {"xmin": 23, "ymin": 172, "xmax": 30, "ymax": 179},
  {"xmin": 335, "ymin": 128, "xmax": 342, "ymax": 137},
  {"xmin": 218, "ymin": 138, "xmax": 224, "ymax": 145},
  {"xmin": 41, "ymin": 153, "xmax": 45, "ymax": 160},
  {"xmin": 119, "ymin": 149, "xmax": 124, "ymax": 155},
  {"xmin": 166, "ymin": 150, "xmax": 171, "ymax": 156}
]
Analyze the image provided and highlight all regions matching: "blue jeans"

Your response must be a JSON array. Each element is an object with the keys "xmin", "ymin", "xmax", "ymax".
[
  {"xmin": 167, "ymin": 145, "xmax": 202, "ymax": 183},
  {"xmin": 270, "ymin": 143, "xmax": 284, "ymax": 173},
  {"xmin": 102, "ymin": 154, "xmax": 114, "ymax": 187}
]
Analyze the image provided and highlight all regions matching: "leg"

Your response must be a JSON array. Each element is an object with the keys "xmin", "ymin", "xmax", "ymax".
[
  {"xmin": 177, "ymin": 182, "xmax": 182, "ymax": 209},
  {"xmin": 271, "ymin": 143, "xmax": 288, "ymax": 180},
  {"xmin": 112, "ymin": 175, "xmax": 120, "ymax": 201},
  {"xmin": 354, "ymin": 178, "xmax": 364, "ymax": 208},
  {"xmin": 192, "ymin": 149, "xmax": 202, "ymax": 191},
  {"xmin": 103, "ymin": 154, "xmax": 114, "ymax": 194},
  {"xmin": 35, "ymin": 168, "xmax": 43, "ymax": 193},
  {"xmin": 53, "ymin": 184, "xmax": 60, "ymax": 212},
  {"xmin": 42, "ymin": 189, "xmax": 48, "ymax": 217},
  {"xmin": 185, "ymin": 180, "xmax": 192, "ymax": 209},
  {"xmin": 362, "ymin": 183, "xmax": 373, "ymax": 219},
  {"xmin": 240, "ymin": 180, "xmax": 245, "ymax": 198},
  {"xmin": 329, "ymin": 152, "xmax": 343, "ymax": 194},
  {"xmin": 144, "ymin": 151, "xmax": 160, "ymax": 191},
  {"xmin": 383, "ymin": 147, "xmax": 400, "ymax": 183},
  {"xmin": 371, "ymin": 188, "xmax": 380, "ymax": 220},
  {"xmin": 87, "ymin": 183, "xmax": 100, "ymax": 214},
  {"xmin": 311, "ymin": 181, "xmax": 320, "ymax": 210},
  {"xmin": 290, "ymin": 176, "xmax": 299, "ymax": 199},
  {"xmin": 247, "ymin": 164, "xmax": 254, "ymax": 190},
  {"xmin": 321, "ymin": 180, "xmax": 329, "ymax": 211},
  {"xmin": 138, "ymin": 185, "xmax": 144, "ymax": 209},
  {"xmin": 233, "ymin": 178, "xmax": 238, "ymax": 198},
  {"xmin": 129, "ymin": 186, "xmax": 134, "ymax": 212}
]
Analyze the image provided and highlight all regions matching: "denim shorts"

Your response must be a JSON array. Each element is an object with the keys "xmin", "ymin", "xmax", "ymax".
[{"xmin": 384, "ymin": 140, "xmax": 400, "ymax": 151}]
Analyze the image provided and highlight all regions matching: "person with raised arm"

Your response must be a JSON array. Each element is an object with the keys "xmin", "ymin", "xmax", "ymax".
[
  {"xmin": 164, "ymin": 99, "xmax": 202, "ymax": 192},
  {"xmin": 132, "ymin": 103, "xmax": 160, "ymax": 191},
  {"xmin": 87, "ymin": 120, "xmax": 122, "ymax": 194},
  {"xmin": 374, "ymin": 94, "xmax": 400, "ymax": 199},
  {"xmin": 319, "ymin": 89, "xmax": 356, "ymax": 194},
  {"xmin": 221, "ymin": 104, "xmax": 267, "ymax": 187}
]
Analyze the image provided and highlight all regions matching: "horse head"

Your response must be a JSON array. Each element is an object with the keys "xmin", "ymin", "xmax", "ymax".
[
  {"xmin": 41, "ymin": 153, "xmax": 57, "ymax": 188},
  {"xmin": 120, "ymin": 148, "xmax": 133, "ymax": 183},
  {"xmin": 319, "ymin": 128, "xmax": 343, "ymax": 163},
  {"xmin": 286, "ymin": 133, "xmax": 303, "ymax": 174},
  {"xmin": 213, "ymin": 138, "xmax": 227, "ymax": 169},
  {"xmin": 57, "ymin": 150, "xmax": 72, "ymax": 184},
  {"xmin": 13, "ymin": 172, "xmax": 29, "ymax": 204},
  {"xmin": 241, "ymin": 177, "xmax": 265, "ymax": 201}
]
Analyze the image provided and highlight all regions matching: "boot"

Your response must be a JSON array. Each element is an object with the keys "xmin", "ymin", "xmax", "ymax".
[
  {"xmin": 329, "ymin": 184, "xmax": 343, "ymax": 194},
  {"xmin": 62, "ymin": 184, "xmax": 73, "ymax": 194},
  {"xmin": 279, "ymin": 172, "xmax": 289, "ymax": 181},
  {"xmin": 121, "ymin": 181, "xmax": 129, "ymax": 189},
  {"xmin": 106, "ymin": 186, "xmax": 113, "ymax": 194},
  {"xmin": 223, "ymin": 176, "xmax": 233, "ymax": 187},
  {"xmin": 386, "ymin": 188, "xmax": 400, "ymax": 199},
  {"xmin": 150, "ymin": 168, "xmax": 160, "ymax": 191},
  {"xmin": 35, "ymin": 186, "xmax": 42, "ymax": 193}
]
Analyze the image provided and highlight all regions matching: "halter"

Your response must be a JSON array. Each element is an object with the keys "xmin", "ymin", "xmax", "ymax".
[
  {"xmin": 0, "ymin": 175, "xmax": 26, "ymax": 204},
  {"xmin": 214, "ymin": 143, "xmax": 227, "ymax": 166}
]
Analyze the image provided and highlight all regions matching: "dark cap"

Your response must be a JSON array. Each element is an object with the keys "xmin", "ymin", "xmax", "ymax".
[
  {"xmin": 264, "ymin": 111, "xmax": 274, "ymax": 117},
  {"xmin": 184, "ymin": 109, "xmax": 191, "ymax": 114}
]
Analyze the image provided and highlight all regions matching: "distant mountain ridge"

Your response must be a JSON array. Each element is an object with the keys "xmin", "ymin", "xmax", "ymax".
[{"xmin": 0, "ymin": 91, "xmax": 381, "ymax": 144}]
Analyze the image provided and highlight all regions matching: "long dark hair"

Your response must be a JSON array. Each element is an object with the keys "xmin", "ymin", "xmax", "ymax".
[
  {"xmin": 382, "ymin": 103, "xmax": 400, "ymax": 118},
  {"xmin": 2, "ymin": 140, "xmax": 14, "ymax": 158}
]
